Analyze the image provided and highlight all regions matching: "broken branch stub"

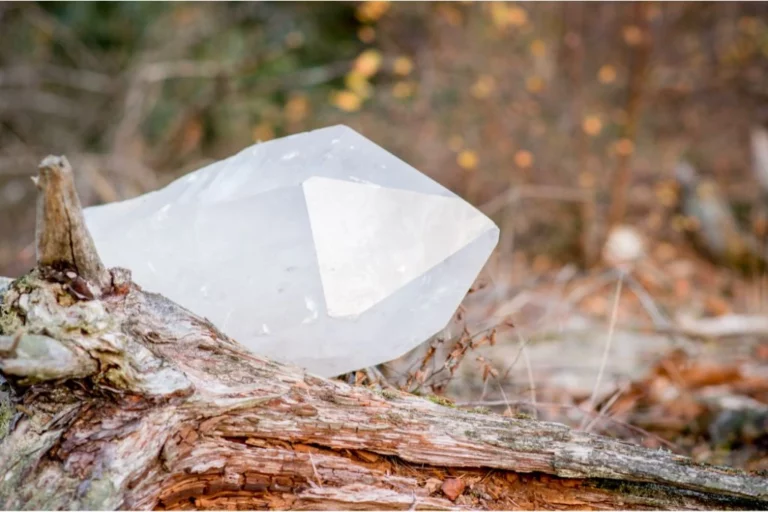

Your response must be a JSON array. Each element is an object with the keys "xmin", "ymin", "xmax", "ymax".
[{"xmin": 35, "ymin": 155, "xmax": 110, "ymax": 292}]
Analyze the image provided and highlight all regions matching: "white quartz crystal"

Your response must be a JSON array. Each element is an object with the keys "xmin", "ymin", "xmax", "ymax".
[{"xmin": 83, "ymin": 126, "xmax": 499, "ymax": 376}]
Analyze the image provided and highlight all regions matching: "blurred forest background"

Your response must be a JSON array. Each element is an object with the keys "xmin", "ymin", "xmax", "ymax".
[{"xmin": 1, "ymin": 2, "xmax": 767, "ymax": 472}]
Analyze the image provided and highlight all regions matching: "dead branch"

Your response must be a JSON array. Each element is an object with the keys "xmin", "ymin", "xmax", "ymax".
[
  {"xmin": 34, "ymin": 155, "xmax": 111, "ymax": 292},
  {"xmin": 0, "ymin": 92, "xmax": 83, "ymax": 119},
  {"xmin": 0, "ymin": 156, "xmax": 765, "ymax": 510},
  {"xmin": 0, "ymin": 64, "xmax": 112, "ymax": 93}
]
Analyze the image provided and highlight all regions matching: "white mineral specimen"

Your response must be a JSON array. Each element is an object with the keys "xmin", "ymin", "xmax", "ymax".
[{"xmin": 83, "ymin": 126, "xmax": 499, "ymax": 376}]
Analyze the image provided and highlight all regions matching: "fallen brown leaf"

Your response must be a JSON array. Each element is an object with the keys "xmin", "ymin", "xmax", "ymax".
[{"xmin": 441, "ymin": 477, "xmax": 466, "ymax": 501}]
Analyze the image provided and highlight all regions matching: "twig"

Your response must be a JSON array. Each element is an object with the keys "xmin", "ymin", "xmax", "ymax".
[
  {"xmin": 584, "ymin": 382, "xmax": 627, "ymax": 433},
  {"xmin": 494, "ymin": 377, "xmax": 513, "ymax": 417},
  {"xmin": 622, "ymin": 272, "xmax": 669, "ymax": 327},
  {"xmin": 499, "ymin": 326, "xmax": 532, "ymax": 382},
  {"xmin": 481, "ymin": 185, "xmax": 593, "ymax": 220},
  {"xmin": 580, "ymin": 272, "xmax": 624, "ymax": 430},
  {"xmin": 138, "ymin": 60, "xmax": 231, "ymax": 83},
  {"xmin": 0, "ymin": 65, "xmax": 112, "ymax": 92},
  {"xmin": 511, "ymin": 327, "xmax": 537, "ymax": 419},
  {"xmin": 564, "ymin": 269, "xmax": 616, "ymax": 307},
  {"xmin": 21, "ymin": 3, "xmax": 102, "ymax": 69},
  {"xmin": 0, "ymin": 92, "xmax": 82, "ymax": 119}
]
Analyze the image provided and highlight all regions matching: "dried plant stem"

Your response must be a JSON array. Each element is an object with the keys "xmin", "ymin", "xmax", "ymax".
[
  {"xmin": 514, "ymin": 328, "xmax": 538, "ymax": 420},
  {"xmin": 585, "ymin": 383, "xmax": 626, "ymax": 433},
  {"xmin": 581, "ymin": 272, "xmax": 624, "ymax": 430}
]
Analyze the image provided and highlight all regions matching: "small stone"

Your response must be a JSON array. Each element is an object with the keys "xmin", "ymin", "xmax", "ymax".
[{"xmin": 84, "ymin": 126, "xmax": 498, "ymax": 377}]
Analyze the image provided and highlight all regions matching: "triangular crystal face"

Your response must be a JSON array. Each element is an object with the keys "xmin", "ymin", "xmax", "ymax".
[
  {"xmin": 303, "ymin": 177, "xmax": 494, "ymax": 317},
  {"xmin": 84, "ymin": 126, "xmax": 499, "ymax": 376}
]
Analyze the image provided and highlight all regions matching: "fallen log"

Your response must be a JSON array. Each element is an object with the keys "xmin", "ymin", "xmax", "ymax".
[{"xmin": 0, "ymin": 156, "xmax": 765, "ymax": 510}]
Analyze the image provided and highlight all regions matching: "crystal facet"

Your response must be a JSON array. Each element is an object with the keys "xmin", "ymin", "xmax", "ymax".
[{"xmin": 83, "ymin": 126, "xmax": 499, "ymax": 376}]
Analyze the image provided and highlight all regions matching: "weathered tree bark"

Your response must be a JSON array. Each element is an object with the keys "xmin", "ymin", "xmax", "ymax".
[{"xmin": 0, "ymin": 157, "xmax": 766, "ymax": 510}]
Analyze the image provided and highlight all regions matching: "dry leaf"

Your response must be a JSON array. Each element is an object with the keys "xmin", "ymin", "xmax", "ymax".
[
  {"xmin": 441, "ymin": 478, "xmax": 466, "ymax": 501},
  {"xmin": 424, "ymin": 478, "xmax": 443, "ymax": 495}
]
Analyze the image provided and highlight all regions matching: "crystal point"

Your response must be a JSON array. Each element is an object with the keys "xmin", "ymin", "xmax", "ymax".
[{"xmin": 84, "ymin": 126, "xmax": 499, "ymax": 376}]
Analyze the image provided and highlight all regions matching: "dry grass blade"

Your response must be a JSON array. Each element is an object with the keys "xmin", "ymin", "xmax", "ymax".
[
  {"xmin": 511, "ymin": 326, "xmax": 537, "ymax": 419},
  {"xmin": 580, "ymin": 272, "xmax": 624, "ymax": 431}
]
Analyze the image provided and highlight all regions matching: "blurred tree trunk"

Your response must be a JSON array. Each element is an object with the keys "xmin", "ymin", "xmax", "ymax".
[
  {"xmin": 560, "ymin": 2, "xmax": 602, "ymax": 267},
  {"xmin": 0, "ymin": 157, "xmax": 766, "ymax": 510},
  {"xmin": 606, "ymin": 2, "xmax": 653, "ymax": 234}
]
